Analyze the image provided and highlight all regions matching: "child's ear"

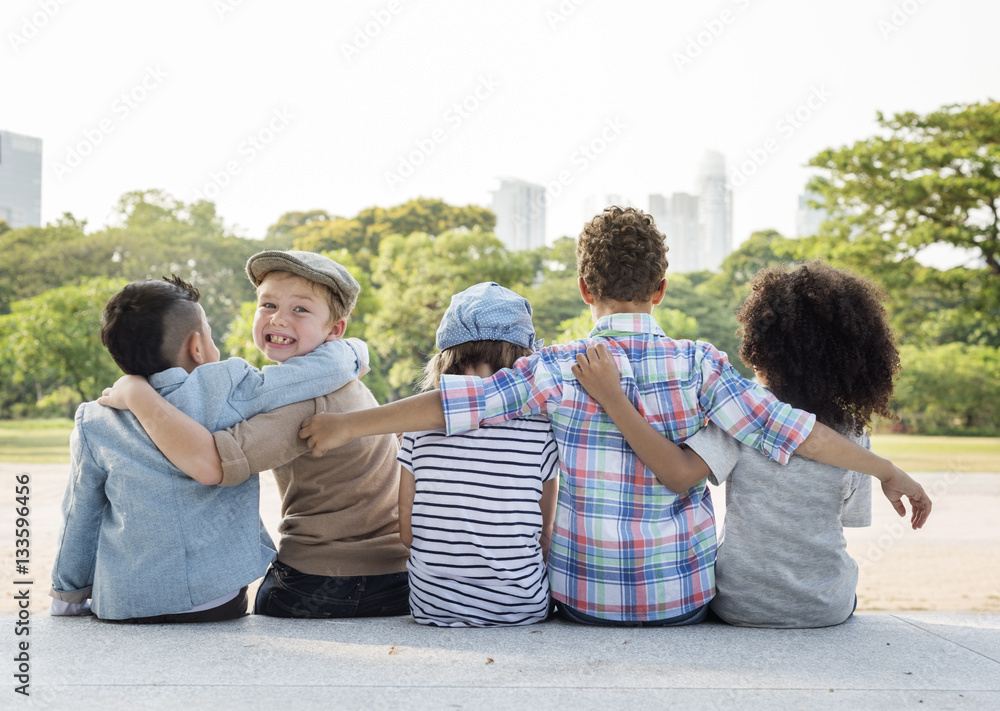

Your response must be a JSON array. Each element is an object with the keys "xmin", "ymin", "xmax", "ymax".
[
  {"xmin": 578, "ymin": 277, "xmax": 595, "ymax": 305},
  {"xmin": 324, "ymin": 318, "xmax": 348, "ymax": 342},
  {"xmin": 187, "ymin": 330, "xmax": 210, "ymax": 366},
  {"xmin": 651, "ymin": 278, "xmax": 667, "ymax": 305}
]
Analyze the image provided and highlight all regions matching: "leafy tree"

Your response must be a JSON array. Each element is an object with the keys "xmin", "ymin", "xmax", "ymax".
[
  {"xmin": 287, "ymin": 198, "xmax": 497, "ymax": 273},
  {"xmin": 892, "ymin": 343, "xmax": 1000, "ymax": 435},
  {"xmin": 0, "ymin": 278, "xmax": 126, "ymax": 415},
  {"xmin": 808, "ymin": 101, "xmax": 1000, "ymax": 275},
  {"xmin": 368, "ymin": 228, "xmax": 533, "ymax": 398}
]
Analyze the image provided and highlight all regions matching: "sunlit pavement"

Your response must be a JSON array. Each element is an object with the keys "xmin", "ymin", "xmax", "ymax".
[{"xmin": 13, "ymin": 612, "xmax": 1000, "ymax": 710}]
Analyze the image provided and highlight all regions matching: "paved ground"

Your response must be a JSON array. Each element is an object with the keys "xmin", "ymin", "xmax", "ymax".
[{"xmin": 7, "ymin": 612, "xmax": 999, "ymax": 710}]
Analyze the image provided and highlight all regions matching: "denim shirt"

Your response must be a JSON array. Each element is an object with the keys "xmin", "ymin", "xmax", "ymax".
[{"xmin": 50, "ymin": 338, "xmax": 367, "ymax": 620}]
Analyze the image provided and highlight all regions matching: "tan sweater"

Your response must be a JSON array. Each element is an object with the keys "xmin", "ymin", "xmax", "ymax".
[{"xmin": 213, "ymin": 380, "xmax": 408, "ymax": 578}]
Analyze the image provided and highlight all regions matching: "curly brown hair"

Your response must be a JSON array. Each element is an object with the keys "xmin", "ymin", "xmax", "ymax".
[
  {"xmin": 577, "ymin": 206, "xmax": 668, "ymax": 303},
  {"xmin": 736, "ymin": 262, "xmax": 900, "ymax": 435}
]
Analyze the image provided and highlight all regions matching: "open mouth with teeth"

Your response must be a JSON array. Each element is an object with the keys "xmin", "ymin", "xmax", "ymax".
[{"xmin": 266, "ymin": 334, "xmax": 296, "ymax": 345}]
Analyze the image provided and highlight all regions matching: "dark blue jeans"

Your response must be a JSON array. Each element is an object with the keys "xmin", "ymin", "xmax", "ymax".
[
  {"xmin": 557, "ymin": 602, "xmax": 708, "ymax": 627},
  {"xmin": 254, "ymin": 561, "xmax": 409, "ymax": 619}
]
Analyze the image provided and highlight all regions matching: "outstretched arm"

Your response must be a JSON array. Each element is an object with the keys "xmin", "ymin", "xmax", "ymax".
[
  {"xmin": 98, "ymin": 376, "xmax": 223, "ymax": 485},
  {"xmin": 571, "ymin": 344, "xmax": 711, "ymax": 494},
  {"xmin": 299, "ymin": 390, "xmax": 445, "ymax": 456},
  {"xmin": 795, "ymin": 423, "xmax": 931, "ymax": 529}
]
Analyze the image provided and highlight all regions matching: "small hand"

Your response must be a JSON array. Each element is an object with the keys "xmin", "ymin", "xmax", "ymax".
[
  {"xmin": 299, "ymin": 413, "xmax": 352, "ymax": 457},
  {"xmin": 571, "ymin": 343, "xmax": 624, "ymax": 406},
  {"xmin": 880, "ymin": 466, "xmax": 932, "ymax": 529},
  {"xmin": 96, "ymin": 375, "xmax": 151, "ymax": 411}
]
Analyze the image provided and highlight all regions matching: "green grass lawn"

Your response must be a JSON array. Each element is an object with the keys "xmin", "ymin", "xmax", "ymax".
[
  {"xmin": 0, "ymin": 419, "xmax": 73, "ymax": 463},
  {"xmin": 1, "ymin": 419, "xmax": 999, "ymax": 471},
  {"xmin": 870, "ymin": 434, "xmax": 1000, "ymax": 473}
]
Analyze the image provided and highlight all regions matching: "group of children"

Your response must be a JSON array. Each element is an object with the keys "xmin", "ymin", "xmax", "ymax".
[{"xmin": 51, "ymin": 206, "xmax": 931, "ymax": 628}]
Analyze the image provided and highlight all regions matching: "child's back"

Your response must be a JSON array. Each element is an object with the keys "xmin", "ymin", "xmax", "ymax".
[
  {"xmin": 399, "ymin": 282, "xmax": 558, "ymax": 627},
  {"xmin": 689, "ymin": 262, "xmax": 899, "ymax": 627},
  {"xmin": 693, "ymin": 424, "xmax": 871, "ymax": 627}
]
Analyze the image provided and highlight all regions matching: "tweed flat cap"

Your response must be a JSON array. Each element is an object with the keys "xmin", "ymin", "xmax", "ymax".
[{"xmin": 246, "ymin": 250, "xmax": 360, "ymax": 314}]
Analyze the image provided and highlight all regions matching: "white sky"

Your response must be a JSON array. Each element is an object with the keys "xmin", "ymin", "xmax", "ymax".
[{"xmin": 4, "ymin": 0, "xmax": 998, "ymax": 267}]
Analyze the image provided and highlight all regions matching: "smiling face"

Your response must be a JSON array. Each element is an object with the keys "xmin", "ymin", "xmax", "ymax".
[{"xmin": 252, "ymin": 271, "xmax": 345, "ymax": 363}]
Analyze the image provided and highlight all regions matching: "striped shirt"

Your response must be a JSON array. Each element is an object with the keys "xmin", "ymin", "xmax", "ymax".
[
  {"xmin": 439, "ymin": 312, "xmax": 816, "ymax": 623},
  {"xmin": 398, "ymin": 417, "xmax": 559, "ymax": 627}
]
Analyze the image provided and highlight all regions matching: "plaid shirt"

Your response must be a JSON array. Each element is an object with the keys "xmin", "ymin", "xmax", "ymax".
[{"xmin": 439, "ymin": 312, "xmax": 816, "ymax": 622}]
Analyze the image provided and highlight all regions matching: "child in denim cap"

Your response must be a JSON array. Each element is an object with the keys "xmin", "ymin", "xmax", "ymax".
[
  {"xmin": 51, "ymin": 268, "xmax": 365, "ymax": 623},
  {"xmin": 399, "ymin": 282, "xmax": 558, "ymax": 627}
]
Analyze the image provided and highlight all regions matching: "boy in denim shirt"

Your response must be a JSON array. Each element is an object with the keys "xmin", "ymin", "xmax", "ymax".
[{"xmin": 50, "ymin": 255, "xmax": 365, "ymax": 622}]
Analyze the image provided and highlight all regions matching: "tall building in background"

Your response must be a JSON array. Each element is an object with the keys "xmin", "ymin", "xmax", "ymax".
[
  {"xmin": 0, "ymin": 130, "xmax": 43, "ymax": 228},
  {"xmin": 695, "ymin": 150, "xmax": 732, "ymax": 272},
  {"xmin": 648, "ymin": 192, "xmax": 700, "ymax": 274},
  {"xmin": 491, "ymin": 178, "xmax": 546, "ymax": 251},
  {"xmin": 648, "ymin": 150, "xmax": 732, "ymax": 274},
  {"xmin": 796, "ymin": 190, "xmax": 827, "ymax": 237}
]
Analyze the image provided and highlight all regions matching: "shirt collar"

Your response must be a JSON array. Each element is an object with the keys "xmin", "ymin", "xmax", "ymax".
[
  {"xmin": 590, "ymin": 312, "xmax": 665, "ymax": 338},
  {"xmin": 148, "ymin": 366, "xmax": 190, "ymax": 391}
]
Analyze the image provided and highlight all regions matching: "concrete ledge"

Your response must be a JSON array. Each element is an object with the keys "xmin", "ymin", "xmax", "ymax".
[{"xmin": 10, "ymin": 613, "xmax": 1000, "ymax": 709}]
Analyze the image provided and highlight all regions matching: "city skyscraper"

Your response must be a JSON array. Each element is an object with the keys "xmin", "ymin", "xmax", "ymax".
[
  {"xmin": 796, "ymin": 190, "xmax": 827, "ymax": 237},
  {"xmin": 0, "ymin": 130, "xmax": 43, "ymax": 229},
  {"xmin": 648, "ymin": 192, "xmax": 700, "ymax": 274},
  {"xmin": 491, "ymin": 178, "xmax": 546, "ymax": 252},
  {"xmin": 648, "ymin": 150, "xmax": 732, "ymax": 274},
  {"xmin": 695, "ymin": 150, "xmax": 732, "ymax": 272}
]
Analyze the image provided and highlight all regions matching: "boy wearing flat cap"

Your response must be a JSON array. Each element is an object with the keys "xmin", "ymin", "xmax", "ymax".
[
  {"xmin": 100, "ymin": 251, "xmax": 410, "ymax": 618},
  {"xmin": 52, "ymin": 271, "xmax": 366, "ymax": 622}
]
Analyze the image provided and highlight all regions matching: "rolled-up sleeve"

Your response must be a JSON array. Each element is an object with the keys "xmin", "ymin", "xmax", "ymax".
[
  {"xmin": 214, "ymin": 399, "xmax": 318, "ymax": 487},
  {"xmin": 696, "ymin": 343, "xmax": 815, "ymax": 465}
]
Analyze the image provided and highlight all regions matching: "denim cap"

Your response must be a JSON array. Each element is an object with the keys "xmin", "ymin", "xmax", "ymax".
[
  {"xmin": 436, "ymin": 282, "xmax": 536, "ymax": 351},
  {"xmin": 246, "ymin": 250, "xmax": 360, "ymax": 314}
]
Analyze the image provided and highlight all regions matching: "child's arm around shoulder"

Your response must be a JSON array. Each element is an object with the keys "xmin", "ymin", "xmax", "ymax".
[
  {"xmin": 300, "ymin": 390, "xmax": 446, "ymax": 456},
  {"xmin": 218, "ymin": 338, "xmax": 370, "ymax": 418},
  {"xmin": 99, "ymin": 376, "xmax": 223, "ymax": 485},
  {"xmin": 795, "ymin": 423, "xmax": 931, "ymax": 529},
  {"xmin": 571, "ymin": 343, "xmax": 715, "ymax": 494}
]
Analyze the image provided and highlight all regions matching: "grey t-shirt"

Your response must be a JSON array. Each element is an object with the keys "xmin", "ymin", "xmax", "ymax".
[{"xmin": 685, "ymin": 422, "xmax": 871, "ymax": 628}]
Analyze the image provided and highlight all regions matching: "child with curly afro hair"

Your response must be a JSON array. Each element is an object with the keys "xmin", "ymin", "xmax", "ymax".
[
  {"xmin": 572, "ymin": 260, "xmax": 930, "ymax": 628},
  {"xmin": 699, "ymin": 262, "xmax": 909, "ymax": 627}
]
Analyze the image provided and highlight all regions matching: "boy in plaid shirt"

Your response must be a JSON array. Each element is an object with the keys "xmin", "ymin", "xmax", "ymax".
[{"xmin": 301, "ymin": 207, "xmax": 929, "ymax": 626}]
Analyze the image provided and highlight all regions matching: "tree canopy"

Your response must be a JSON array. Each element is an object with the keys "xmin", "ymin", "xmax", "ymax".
[{"xmin": 808, "ymin": 100, "xmax": 1000, "ymax": 275}]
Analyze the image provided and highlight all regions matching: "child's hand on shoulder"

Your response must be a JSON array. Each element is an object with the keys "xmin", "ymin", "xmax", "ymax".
[
  {"xmin": 97, "ymin": 375, "xmax": 153, "ymax": 411},
  {"xmin": 571, "ymin": 343, "xmax": 625, "ymax": 406},
  {"xmin": 299, "ymin": 412, "xmax": 352, "ymax": 457}
]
